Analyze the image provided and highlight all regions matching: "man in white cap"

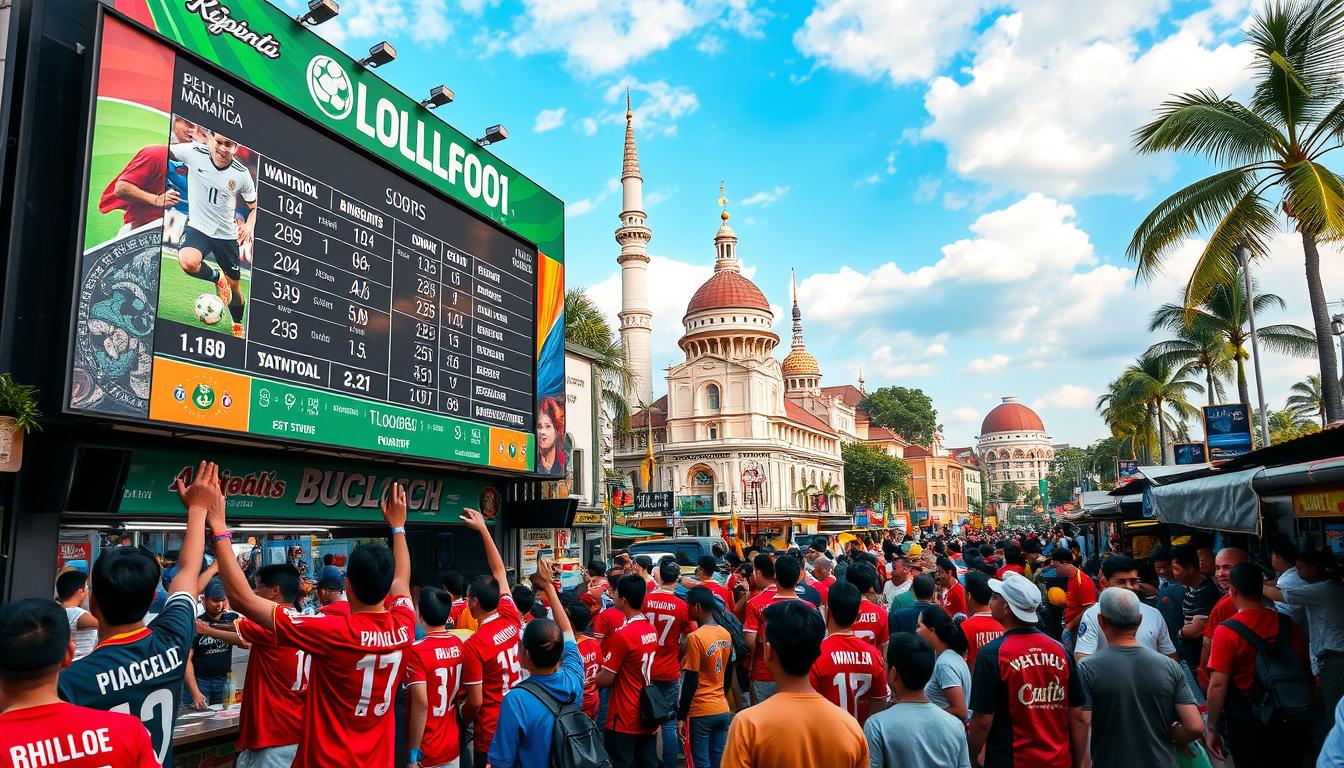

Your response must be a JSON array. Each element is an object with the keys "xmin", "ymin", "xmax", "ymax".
[{"xmin": 967, "ymin": 571, "xmax": 1086, "ymax": 768}]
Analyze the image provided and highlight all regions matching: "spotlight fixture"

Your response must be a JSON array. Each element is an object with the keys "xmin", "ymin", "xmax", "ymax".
[
  {"xmin": 420, "ymin": 85, "xmax": 455, "ymax": 109},
  {"xmin": 475, "ymin": 124, "xmax": 508, "ymax": 146},
  {"xmin": 295, "ymin": 0, "xmax": 339, "ymax": 25},
  {"xmin": 357, "ymin": 41, "xmax": 397, "ymax": 68}
]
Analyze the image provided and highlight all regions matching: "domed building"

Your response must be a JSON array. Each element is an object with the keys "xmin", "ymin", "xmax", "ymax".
[
  {"xmin": 612, "ymin": 104, "xmax": 850, "ymax": 545},
  {"xmin": 976, "ymin": 397, "xmax": 1053, "ymax": 498}
]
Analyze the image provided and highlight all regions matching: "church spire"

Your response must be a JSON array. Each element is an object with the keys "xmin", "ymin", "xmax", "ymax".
[
  {"xmin": 790, "ymin": 269, "xmax": 805, "ymax": 351},
  {"xmin": 622, "ymin": 88, "xmax": 641, "ymax": 183},
  {"xmin": 616, "ymin": 93, "xmax": 653, "ymax": 404},
  {"xmin": 713, "ymin": 181, "xmax": 740, "ymax": 273}
]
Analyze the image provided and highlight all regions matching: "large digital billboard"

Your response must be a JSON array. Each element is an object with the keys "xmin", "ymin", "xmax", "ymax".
[{"xmin": 67, "ymin": 5, "xmax": 566, "ymax": 475}]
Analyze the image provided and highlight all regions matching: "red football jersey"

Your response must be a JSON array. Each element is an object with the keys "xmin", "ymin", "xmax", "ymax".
[
  {"xmin": 852, "ymin": 599, "xmax": 890, "ymax": 650},
  {"xmin": 591, "ymin": 606, "xmax": 625, "ymax": 641},
  {"xmin": 236, "ymin": 616, "xmax": 308, "ymax": 750},
  {"xmin": 0, "ymin": 702, "xmax": 158, "ymax": 768},
  {"xmin": 580, "ymin": 577, "xmax": 609, "ymax": 613},
  {"xmin": 809, "ymin": 633, "xmax": 889, "ymax": 724},
  {"xmin": 601, "ymin": 614, "xmax": 659, "ymax": 734},
  {"xmin": 811, "ymin": 575, "xmax": 836, "ymax": 605},
  {"xmin": 961, "ymin": 612, "xmax": 1005, "ymax": 669},
  {"xmin": 745, "ymin": 587, "xmax": 805, "ymax": 682},
  {"xmin": 321, "ymin": 600, "xmax": 352, "ymax": 616},
  {"xmin": 449, "ymin": 598, "xmax": 468, "ymax": 629},
  {"xmin": 402, "ymin": 631, "xmax": 466, "ymax": 766},
  {"xmin": 577, "ymin": 635, "xmax": 602, "ymax": 720},
  {"xmin": 265, "ymin": 597, "xmax": 416, "ymax": 768},
  {"xmin": 97, "ymin": 146, "xmax": 167, "ymax": 229},
  {"xmin": 942, "ymin": 583, "xmax": 968, "ymax": 617},
  {"xmin": 460, "ymin": 595, "xmax": 523, "ymax": 752},
  {"xmin": 642, "ymin": 589, "xmax": 691, "ymax": 682}
]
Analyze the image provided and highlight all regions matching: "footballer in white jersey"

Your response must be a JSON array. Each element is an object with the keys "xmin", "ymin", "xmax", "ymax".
[{"xmin": 169, "ymin": 130, "xmax": 257, "ymax": 338}]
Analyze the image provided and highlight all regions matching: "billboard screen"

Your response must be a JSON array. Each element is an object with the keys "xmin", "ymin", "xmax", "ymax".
[
  {"xmin": 67, "ymin": 8, "xmax": 565, "ymax": 475},
  {"xmin": 1202, "ymin": 403, "xmax": 1253, "ymax": 462}
]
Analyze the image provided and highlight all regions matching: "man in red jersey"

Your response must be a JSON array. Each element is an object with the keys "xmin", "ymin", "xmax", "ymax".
[
  {"xmin": 597, "ymin": 574, "xmax": 660, "ymax": 768},
  {"xmin": 590, "ymin": 578, "xmax": 625, "ymax": 729},
  {"xmin": 562, "ymin": 596, "xmax": 602, "ymax": 720},
  {"xmin": 810, "ymin": 581, "xmax": 888, "ymax": 724},
  {"xmin": 232, "ymin": 564, "xmax": 306, "ymax": 768},
  {"xmin": 808, "ymin": 556, "xmax": 836, "ymax": 605},
  {"xmin": 843, "ymin": 561, "xmax": 891, "ymax": 657},
  {"xmin": 1198, "ymin": 547, "xmax": 1249, "ymax": 689},
  {"xmin": 580, "ymin": 559, "xmax": 611, "ymax": 614},
  {"xmin": 960, "ymin": 572, "xmax": 1004, "ymax": 669},
  {"xmin": 681, "ymin": 555, "xmax": 733, "ymax": 609},
  {"xmin": 936, "ymin": 557, "xmax": 968, "ymax": 617},
  {"xmin": 633, "ymin": 555, "xmax": 658, "ymax": 595},
  {"xmin": 457, "ymin": 507, "xmax": 523, "ymax": 766},
  {"xmin": 644, "ymin": 560, "xmax": 692, "ymax": 768},
  {"xmin": 744, "ymin": 554, "xmax": 802, "ymax": 704},
  {"xmin": 0, "ymin": 599, "xmax": 158, "ymax": 768},
  {"xmin": 405, "ymin": 587, "xmax": 465, "ymax": 768},
  {"xmin": 207, "ymin": 479, "xmax": 415, "ymax": 768},
  {"xmin": 441, "ymin": 571, "xmax": 469, "ymax": 628}
]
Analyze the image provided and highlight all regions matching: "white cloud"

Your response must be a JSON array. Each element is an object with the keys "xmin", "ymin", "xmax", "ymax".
[
  {"xmin": 741, "ymin": 185, "xmax": 790, "ymax": 206},
  {"xmin": 586, "ymin": 77, "xmax": 700, "ymax": 137},
  {"xmin": 795, "ymin": 0, "xmax": 990, "ymax": 85},
  {"xmin": 921, "ymin": 6, "xmax": 1253, "ymax": 196},
  {"xmin": 1035, "ymin": 385, "xmax": 1097, "ymax": 410},
  {"xmin": 482, "ymin": 0, "xmax": 764, "ymax": 76},
  {"xmin": 950, "ymin": 406, "xmax": 981, "ymax": 423},
  {"xmin": 565, "ymin": 179, "xmax": 619, "ymax": 218},
  {"xmin": 914, "ymin": 177, "xmax": 941, "ymax": 203},
  {"xmin": 645, "ymin": 190, "xmax": 672, "ymax": 207},
  {"xmin": 854, "ymin": 173, "xmax": 882, "ymax": 187},
  {"xmin": 923, "ymin": 344, "xmax": 947, "ymax": 358},
  {"xmin": 533, "ymin": 107, "xmax": 567, "ymax": 133},
  {"xmin": 697, "ymin": 35, "xmax": 725, "ymax": 56},
  {"xmin": 578, "ymin": 117, "xmax": 599, "ymax": 136},
  {"xmin": 966, "ymin": 354, "xmax": 1011, "ymax": 374},
  {"xmin": 410, "ymin": 0, "xmax": 453, "ymax": 43}
]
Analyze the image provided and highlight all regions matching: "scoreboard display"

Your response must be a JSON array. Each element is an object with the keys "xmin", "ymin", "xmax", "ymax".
[{"xmin": 67, "ymin": 5, "xmax": 566, "ymax": 474}]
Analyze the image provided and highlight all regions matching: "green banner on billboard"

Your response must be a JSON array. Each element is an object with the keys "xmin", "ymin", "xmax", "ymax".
[
  {"xmin": 120, "ymin": 447, "xmax": 502, "ymax": 523},
  {"xmin": 111, "ymin": 0, "xmax": 563, "ymax": 261}
]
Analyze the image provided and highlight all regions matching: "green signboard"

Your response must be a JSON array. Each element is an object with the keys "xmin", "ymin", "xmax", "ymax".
[
  {"xmin": 676, "ymin": 494, "xmax": 714, "ymax": 515},
  {"xmin": 120, "ymin": 448, "xmax": 502, "ymax": 523}
]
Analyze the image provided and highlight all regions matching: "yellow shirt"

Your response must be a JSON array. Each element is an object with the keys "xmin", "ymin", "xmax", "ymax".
[
  {"xmin": 721, "ymin": 691, "xmax": 868, "ymax": 768},
  {"xmin": 682, "ymin": 625, "xmax": 732, "ymax": 718}
]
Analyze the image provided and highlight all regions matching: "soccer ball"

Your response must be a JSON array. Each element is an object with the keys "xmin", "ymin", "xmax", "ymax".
[
  {"xmin": 194, "ymin": 293, "xmax": 225, "ymax": 325},
  {"xmin": 308, "ymin": 56, "xmax": 351, "ymax": 114}
]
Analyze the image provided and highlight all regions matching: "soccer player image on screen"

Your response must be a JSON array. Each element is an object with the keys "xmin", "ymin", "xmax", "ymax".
[
  {"xmin": 169, "ymin": 128, "xmax": 257, "ymax": 338},
  {"xmin": 96, "ymin": 116, "xmax": 198, "ymax": 238}
]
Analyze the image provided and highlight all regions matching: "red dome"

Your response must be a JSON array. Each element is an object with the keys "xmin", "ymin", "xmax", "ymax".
[
  {"xmin": 685, "ymin": 271, "xmax": 770, "ymax": 315},
  {"xmin": 980, "ymin": 397, "xmax": 1045, "ymax": 434}
]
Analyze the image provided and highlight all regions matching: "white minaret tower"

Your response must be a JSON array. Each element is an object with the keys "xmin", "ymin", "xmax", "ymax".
[{"xmin": 617, "ymin": 90, "xmax": 654, "ymax": 405}]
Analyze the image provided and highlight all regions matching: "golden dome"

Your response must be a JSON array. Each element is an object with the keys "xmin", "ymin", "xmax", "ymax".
[{"xmin": 781, "ymin": 348, "xmax": 821, "ymax": 375}]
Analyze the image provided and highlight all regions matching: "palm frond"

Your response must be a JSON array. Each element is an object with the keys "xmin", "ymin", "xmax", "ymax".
[
  {"xmin": 1182, "ymin": 187, "xmax": 1279, "ymax": 309},
  {"xmin": 1283, "ymin": 160, "xmax": 1344, "ymax": 237},
  {"xmin": 1132, "ymin": 90, "xmax": 1289, "ymax": 163},
  {"xmin": 1255, "ymin": 323, "xmax": 1318, "ymax": 354},
  {"xmin": 1127, "ymin": 167, "xmax": 1264, "ymax": 282}
]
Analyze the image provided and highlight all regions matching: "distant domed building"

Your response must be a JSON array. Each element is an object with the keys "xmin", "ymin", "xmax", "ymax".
[{"xmin": 976, "ymin": 396, "xmax": 1052, "ymax": 498}]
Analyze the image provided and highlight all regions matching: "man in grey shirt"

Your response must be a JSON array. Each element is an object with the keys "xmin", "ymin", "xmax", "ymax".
[
  {"xmin": 1266, "ymin": 548, "xmax": 1344, "ymax": 718},
  {"xmin": 1078, "ymin": 588, "xmax": 1205, "ymax": 768},
  {"xmin": 864, "ymin": 633, "xmax": 970, "ymax": 768}
]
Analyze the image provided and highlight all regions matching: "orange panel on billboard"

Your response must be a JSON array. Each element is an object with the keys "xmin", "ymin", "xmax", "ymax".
[{"xmin": 149, "ymin": 357, "xmax": 251, "ymax": 432}]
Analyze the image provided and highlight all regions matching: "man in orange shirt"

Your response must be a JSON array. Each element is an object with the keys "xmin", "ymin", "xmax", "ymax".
[
  {"xmin": 721, "ymin": 601, "xmax": 867, "ymax": 767},
  {"xmin": 1052, "ymin": 549, "xmax": 1096, "ymax": 645},
  {"xmin": 678, "ymin": 587, "xmax": 733, "ymax": 768}
]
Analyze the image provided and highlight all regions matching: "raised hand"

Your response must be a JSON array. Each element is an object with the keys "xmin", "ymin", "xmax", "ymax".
[
  {"xmin": 381, "ymin": 482, "xmax": 408, "ymax": 528},
  {"xmin": 461, "ymin": 507, "xmax": 488, "ymax": 532}
]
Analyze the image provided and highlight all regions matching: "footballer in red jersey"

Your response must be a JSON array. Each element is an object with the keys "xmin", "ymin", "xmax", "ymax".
[
  {"xmin": 0, "ymin": 600, "xmax": 158, "ymax": 768},
  {"xmin": 852, "ymin": 598, "xmax": 891, "ymax": 651},
  {"xmin": 642, "ymin": 565, "xmax": 692, "ymax": 683},
  {"xmin": 591, "ymin": 598, "xmax": 625, "ymax": 642},
  {"xmin": 562, "ymin": 598, "xmax": 603, "ymax": 720},
  {"xmin": 404, "ymin": 588, "xmax": 466, "ymax": 768},
  {"xmin": 810, "ymin": 582, "xmax": 889, "ymax": 724},
  {"xmin": 458, "ymin": 508, "xmax": 524, "ymax": 763},
  {"xmin": 206, "ymin": 479, "xmax": 416, "ymax": 768},
  {"xmin": 232, "ymin": 564, "xmax": 308, "ymax": 762},
  {"xmin": 743, "ymin": 554, "xmax": 811, "ymax": 699},
  {"xmin": 597, "ymin": 575, "xmax": 660, "ymax": 763}
]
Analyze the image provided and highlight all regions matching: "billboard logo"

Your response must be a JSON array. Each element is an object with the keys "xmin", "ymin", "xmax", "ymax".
[
  {"xmin": 307, "ymin": 56, "xmax": 354, "ymax": 120},
  {"xmin": 183, "ymin": 0, "xmax": 281, "ymax": 59}
]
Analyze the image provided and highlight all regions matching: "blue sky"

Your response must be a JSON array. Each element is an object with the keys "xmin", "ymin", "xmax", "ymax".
[{"xmin": 287, "ymin": 0, "xmax": 1344, "ymax": 448}]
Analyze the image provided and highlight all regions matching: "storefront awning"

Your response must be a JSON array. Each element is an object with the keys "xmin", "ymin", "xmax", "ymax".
[
  {"xmin": 610, "ymin": 524, "xmax": 660, "ymax": 539},
  {"xmin": 1146, "ymin": 466, "xmax": 1264, "ymax": 534}
]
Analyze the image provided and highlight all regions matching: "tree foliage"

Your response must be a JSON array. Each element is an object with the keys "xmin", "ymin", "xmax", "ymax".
[
  {"xmin": 564, "ymin": 288, "xmax": 632, "ymax": 429},
  {"xmin": 859, "ymin": 386, "xmax": 939, "ymax": 446},
  {"xmin": 998, "ymin": 481, "xmax": 1023, "ymax": 504},
  {"xmin": 841, "ymin": 442, "xmax": 911, "ymax": 508}
]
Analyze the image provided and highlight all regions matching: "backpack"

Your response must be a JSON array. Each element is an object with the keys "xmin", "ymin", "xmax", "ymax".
[
  {"xmin": 711, "ymin": 603, "xmax": 749, "ymax": 665},
  {"xmin": 517, "ymin": 679, "xmax": 613, "ymax": 768},
  {"xmin": 1221, "ymin": 616, "xmax": 1315, "ymax": 725}
]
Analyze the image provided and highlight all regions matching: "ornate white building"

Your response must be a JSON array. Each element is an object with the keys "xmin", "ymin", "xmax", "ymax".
[
  {"xmin": 612, "ymin": 104, "xmax": 851, "ymax": 543},
  {"xmin": 976, "ymin": 397, "xmax": 1053, "ymax": 498}
]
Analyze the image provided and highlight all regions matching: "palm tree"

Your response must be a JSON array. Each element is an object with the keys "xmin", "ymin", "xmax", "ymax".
[
  {"xmin": 1118, "ymin": 351, "xmax": 1204, "ymax": 464},
  {"xmin": 1288, "ymin": 374, "xmax": 1327, "ymax": 425},
  {"xmin": 1097, "ymin": 378, "xmax": 1156, "ymax": 463},
  {"xmin": 1148, "ymin": 270, "xmax": 1315, "ymax": 408},
  {"xmin": 565, "ymin": 288, "xmax": 632, "ymax": 429},
  {"xmin": 818, "ymin": 478, "xmax": 842, "ymax": 512},
  {"xmin": 1130, "ymin": 0, "xmax": 1344, "ymax": 422},
  {"xmin": 793, "ymin": 483, "xmax": 819, "ymax": 511},
  {"xmin": 1266, "ymin": 407, "xmax": 1321, "ymax": 444}
]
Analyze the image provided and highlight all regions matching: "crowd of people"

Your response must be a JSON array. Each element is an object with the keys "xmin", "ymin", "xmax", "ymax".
[{"xmin": 2, "ymin": 459, "xmax": 1343, "ymax": 768}]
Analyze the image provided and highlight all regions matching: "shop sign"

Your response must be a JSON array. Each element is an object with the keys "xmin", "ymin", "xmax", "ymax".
[
  {"xmin": 634, "ymin": 491, "xmax": 674, "ymax": 514},
  {"xmin": 915, "ymin": 508, "xmax": 929, "ymax": 521},
  {"xmin": 854, "ymin": 506, "xmax": 870, "ymax": 527},
  {"xmin": 677, "ymin": 494, "xmax": 715, "ymax": 515},
  {"xmin": 869, "ymin": 505, "xmax": 885, "ymax": 526},
  {"xmin": 1203, "ymin": 403, "xmax": 1253, "ymax": 461},
  {"xmin": 1173, "ymin": 442, "xmax": 1207, "ymax": 465},
  {"xmin": 1293, "ymin": 487, "xmax": 1344, "ymax": 519},
  {"xmin": 58, "ymin": 542, "xmax": 91, "ymax": 570},
  {"xmin": 520, "ymin": 528, "xmax": 556, "ymax": 576},
  {"xmin": 573, "ymin": 511, "xmax": 603, "ymax": 526},
  {"xmin": 119, "ymin": 448, "xmax": 495, "ymax": 523},
  {"xmin": 1117, "ymin": 460, "xmax": 1140, "ymax": 484}
]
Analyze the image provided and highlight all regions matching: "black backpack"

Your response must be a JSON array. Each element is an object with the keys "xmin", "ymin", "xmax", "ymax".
[
  {"xmin": 517, "ymin": 679, "xmax": 613, "ymax": 768},
  {"xmin": 1222, "ymin": 616, "xmax": 1315, "ymax": 725},
  {"xmin": 711, "ymin": 604, "xmax": 749, "ymax": 665}
]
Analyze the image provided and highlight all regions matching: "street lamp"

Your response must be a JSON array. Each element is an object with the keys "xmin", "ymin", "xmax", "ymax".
[
  {"xmin": 357, "ymin": 42, "xmax": 397, "ymax": 69},
  {"xmin": 295, "ymin": 0, "xmax": 339, "ymax": 25},
  {"xmin": 1236, "ymin": 244, "xmax": 1272, "ymax": 449},
  {"xmin": 475, "ymin": 124, "xmax": 508, "ymax": 146},
  {"xmin": 1333, "ymin": 313, "xmax": 1344, "ymax": 384},
  {"xmin": 419, "ymin": 85, "xmax": 454, "ymax": 109}
]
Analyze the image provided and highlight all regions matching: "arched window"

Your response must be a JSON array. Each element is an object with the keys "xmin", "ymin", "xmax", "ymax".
[{"xmin": 706, "ymin": 383, "xmax": 721, "ymax": 410}]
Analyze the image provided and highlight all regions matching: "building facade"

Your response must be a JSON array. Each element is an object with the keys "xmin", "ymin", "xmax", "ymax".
[
  {"xmin": 976, "ymin": 396, "xmax": 1053, "ymax": 499},
  {"xmin": 611, "ymin": 106, "xmax": 850, "ymax": 544}
]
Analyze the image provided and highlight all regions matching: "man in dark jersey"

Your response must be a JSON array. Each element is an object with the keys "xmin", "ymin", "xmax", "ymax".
[
  {"xmin": 968, "ymin": 571, "xmax": 1086, "ymax": 768},
  {"xmin": 58, "ymin": 460, "xmax": 216, "ymax": 766}
]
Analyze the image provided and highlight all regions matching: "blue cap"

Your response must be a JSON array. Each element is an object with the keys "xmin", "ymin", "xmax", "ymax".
[
  {"xmin": 317, "ymin": 566, "xmax": 345, "ymax": 591},
  {"xmin": 203, "ymin": 578, "xmax": 226, "ymax": 600}
]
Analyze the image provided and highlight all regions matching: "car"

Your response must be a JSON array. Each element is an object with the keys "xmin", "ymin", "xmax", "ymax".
[{"xmin": 626, "ymin": 536, "xmax": 729, "ymax": 568}]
